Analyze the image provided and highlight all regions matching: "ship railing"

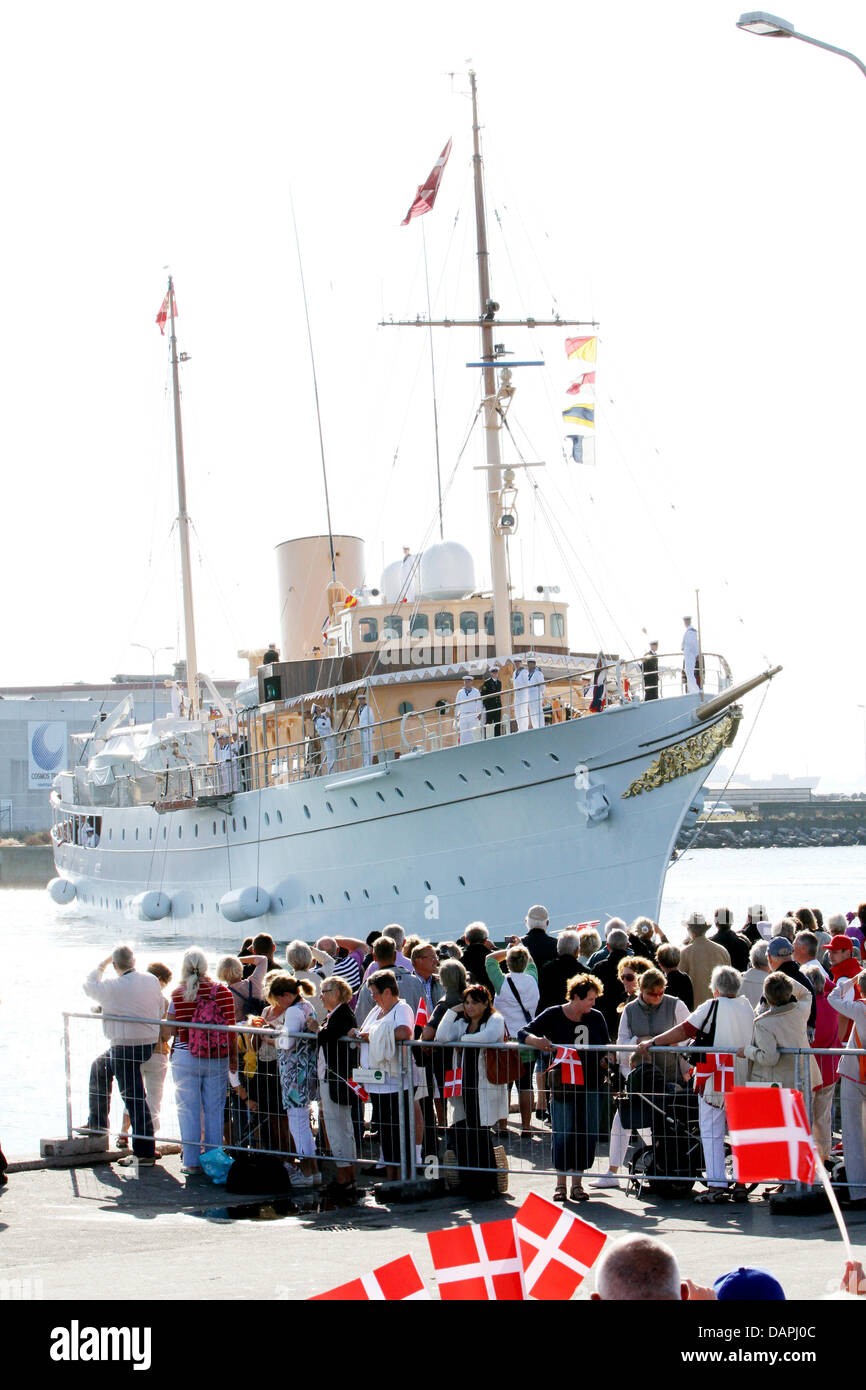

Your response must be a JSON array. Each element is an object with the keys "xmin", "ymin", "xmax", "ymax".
[
  {"xmin": 52, "ymin": 651, "xmax": 732, "ymax": 809},
  {"xmin": 59, "ymin": 1017, "xmax": 857, "ymax": 1197}
]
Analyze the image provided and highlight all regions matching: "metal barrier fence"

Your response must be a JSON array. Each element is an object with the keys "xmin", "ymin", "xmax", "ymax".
[{"xmin": 62, "ymin": 1015, "xmax": 862, "ymax": 1200}]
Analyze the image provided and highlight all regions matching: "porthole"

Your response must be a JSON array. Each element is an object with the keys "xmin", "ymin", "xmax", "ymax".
[
  {"xmin": 135, "ymin": 828, "xmax": 139, "ymax": 841},
  {"xmin": 200, "ymin": 903, "xmax": 204, "ymax": 914},
  {"xmin": 458, "ymin": 773, "xmax": 467, "ymax": 783},
  {"xmin": 363, "ymin": 889, "xmax": 370, "ymax": 899},
  {"xmin": 317, "ymin": 893, "xmax": 324, "ymax": 904},
  {"xmin": 376, "ymin": 791, "xmax": 385, "ymax": 802},
  {"xmin": 425, "ymin": 780, "xmax": 434, "ymax": 791},
  {"xmin": 149, "ymin": 827, "xmax": 153, "ymax": 840},
  {"xmin": 522, "ymin": 759, "xmax": 531, "ymax": 768},
  {"xmin": 222, "ymin": 819, "xmax": 226, "ymax": 833},
  {"xmin": 424, "ymin": 879, "xmax": 431, "ymax": 891},
  {"xmin": 264, "ymin": 811, "xmax": 270, "ymax": 826},
  {"xmin": 109, "ymin": 829, "xmax": 112, "ymax": 840},
  {"xmin": 483, "ymin": 768, "xmax": 492, "ymax": 777},
  {"xmin": 212, "ymin": 821, "xmax": 217, "ymax": 835},
  {"xmin": 242, "ymin": 816, "xmax": 248, "ymax": 830},
  {"xmin": 177, "ymin": 826, "xmax": 182, "ymax": 840},
  {"xmin": 495, "ymin": 765, "xmax": 505, "ymax": 775},
  {"xmin": 350, "ymin": 796, "xmax": 358, "ymax": 808},
  {"xmin": 309, "ymin": 894, "xmax": 316, "ymax": 906},
  {"xmin": 549, "ymin": 753, "xmax": 560, "ymax": 762},
  {"xmin": 395, "ymin": 787, "xmax": 404, "ymax": 798},
  {"xmin": 392, "ymin": 884, "xmax": 399, "ymax": 895},
  {"xmin": 326, "ymin": 801, "xmax": 334, "ymax": 814},
  {"xmin": 458, "ymin": 875, "xmax": 466, "ymax": 886},
  {"xmin": 121, "ymin": 829, "xmax": 126, "ymax": 841},
  {"xmin": 276, "ymin": 810, "xmax": 283, "ymax": 824},
  {"xmin": 303, "ymin": 805, "xmax": 311, "ymax": 819},
  {"xmin": 344, "ymin": 891, "xmax": 351, "ymax": 902},
  {"xmin": 194, "ymin": 824, "xmax": 199, "ymax": 838},
  {"xmin": 162, "ymin": 827, "xmax": 167, "ymax": 840}
]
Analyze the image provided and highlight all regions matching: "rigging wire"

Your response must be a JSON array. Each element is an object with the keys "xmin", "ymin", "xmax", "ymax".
[{"xmin": 291, "ymin": 192, "xmax": 336, "ymax": 584}]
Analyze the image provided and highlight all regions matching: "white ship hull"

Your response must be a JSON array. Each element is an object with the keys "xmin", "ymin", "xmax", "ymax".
[{"xmin": 52, "ymin": 694, "xmax": 737, "ymax": 941}]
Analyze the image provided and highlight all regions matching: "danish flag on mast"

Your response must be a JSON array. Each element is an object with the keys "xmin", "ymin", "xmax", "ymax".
[
  {"xmin": 155, "ymin": 289, "xmax": 177, "ymax": 335},
  {"xmin": 401, "ymin": 138, "xmax": 452, "ymax": 225}
]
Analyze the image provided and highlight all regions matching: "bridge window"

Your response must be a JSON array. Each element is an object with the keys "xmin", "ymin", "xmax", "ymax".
[
  {"xmin": 460, "ymin": 610, "xmax": 478, "ymax": 635},
  {"xmin": 359, "ymin": 617, "xmax": 378, "ymax": 644},
  {"xmin": 551, "ymin": 612, "xmax": 565, "ymax": 638},
  {"xmin": 410, "ymin": 614, "xmax": 428, "ymax": 636},
  {"xmin": 511, "ymin": 610, "xmax": 525, "ymax": 637},
  {"xmin": 531, "ymin": 611, "xmax": 545, "ymax": 637},
  {"xmin": 434, "ymin": 610, "xmax": 454, "ymax": 636},
  {"xmin": 383, "ymin": 615, "xmax": 403, "ymax": 640},
  {"xmin": 398, "ymin": 701, "xmax": 414, "ymax": 715},
  {"xmin": 484, "ymin": 611, "xmax": 495, "ymax": 636}
]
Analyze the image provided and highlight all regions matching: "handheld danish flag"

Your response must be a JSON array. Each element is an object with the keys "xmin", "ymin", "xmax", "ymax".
[
  {"xmin": 549, "ymin": 1045, "xmax": 584, "ymax": 1086},
  {"xmin": 347, "ymin": 1076, "xmax": 369, "ymax": 1103},
  {"xmin": 725, "ymin": 1087, "xmax": 817, "ymax": 1185},
  {"xmin": 310, "ymin": 1253, "xmax": 429, "ymax": 1301},
  {"xmin": 443, "ymin": 1068, "xmax": 463, "ymax": 1098},
  {"xmin": 427, "ymin": 1220, "xmax": 525, "ymax": 1300},
  {"xmin": 514, "ymin": 1192, "xmax": 607, "ymax": 1300},
  {"xmin": 415, "ymin": 995, "xmax": 430, "ymax": 1030},
  {"xmin": 693, "ymin": 1052, "xmax": 735, "ymax": 1096}
]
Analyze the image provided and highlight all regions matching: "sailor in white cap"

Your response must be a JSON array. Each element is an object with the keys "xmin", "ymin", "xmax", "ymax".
[
  {"xmin": 454, "ymin": 673, "xmax": 483, "ymax": 745},
  {"xmin": 526, "ymin": 655, "xmax": 546, "ymax": 729},
  {"xmin": 512, "ymin": 657, "xmax": 530, "ymax": 732},
  {"xmin": 682, "ymin": 616, "xmax": 700, "ymax": 694},
  {"xmin": 313, "ymin": 704, "xmax": 336, "ymax": 773},
  {"xmin": 479, "ymin": 662, "xmax": 503, "ymax": 738}
]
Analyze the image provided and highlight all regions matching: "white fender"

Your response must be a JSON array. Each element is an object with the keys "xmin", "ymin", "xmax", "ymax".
[
  {"xmin": 133, "ymin": 890, "xmax": 172, "ymax": 922},
  {"xmin": 48, "ymin": 877, "xmax": 76, "ymax": 904},
  {"xmin": 219, "ymin": 886, "xmax": 271, "ymax": 923}
]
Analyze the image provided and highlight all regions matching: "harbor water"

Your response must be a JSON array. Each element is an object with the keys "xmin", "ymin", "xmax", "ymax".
[{"xmin": 3, "ymin": 845, "xmax": 864, "ymax": 1158}]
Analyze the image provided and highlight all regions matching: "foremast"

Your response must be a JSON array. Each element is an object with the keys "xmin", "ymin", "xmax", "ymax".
[{"xmin": 167, "ymin": 276, "xmax": 200, "ymax": 718}]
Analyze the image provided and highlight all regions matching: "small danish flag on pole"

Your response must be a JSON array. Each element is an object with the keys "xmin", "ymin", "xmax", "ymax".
[
  {"xmin": 309, "ymin": 1253, "xmax": 429, "ymax": 1301},
  {"xmin": 549, "ymin": 1045, "xmax": 584, "ymax": 1086},
  {"xmin": 514, "ymin": 1192, "xmax": 607, "ymax": 1300},
  {"xmin": 347, "ymin": 1076, "xmax": 369, "ymax": 1104},
  {"xmin": 693, "ymin": 1052, "xmax": 735, "ymax": 1096},
  {"xmin": 401, "ymin": 138, "xmax": 452, "ymax": 225},
  {"xmin": 415, "ymin": 995, "xmax": 430, "ymax": 1030},
  {"xmin": 427, "ymin": 1219, "xmax": 525, "ymax": 1300},
  {"xmin": 725, "ymin": 1087, "xmax": 817, "ymax": 1185},
  {"xmin": 443, "ymin": 1068, "xmax": 463, "ymax": 1098}
]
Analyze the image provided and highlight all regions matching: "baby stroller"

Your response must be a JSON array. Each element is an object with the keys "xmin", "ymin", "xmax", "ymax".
[{"xmin": 620, "ymin": 1061, "xmax": 704, "ymax": 1197}]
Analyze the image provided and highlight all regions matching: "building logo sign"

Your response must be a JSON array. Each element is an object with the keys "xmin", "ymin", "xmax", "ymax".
[{"xmin": 29, "ymin": 722, "xmax": 67, "ymax": 788}]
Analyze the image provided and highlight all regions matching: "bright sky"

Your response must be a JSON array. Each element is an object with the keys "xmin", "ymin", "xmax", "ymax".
[{"xmin": 2, "ymin": 1, "xmax": 865, "ymax": 789}]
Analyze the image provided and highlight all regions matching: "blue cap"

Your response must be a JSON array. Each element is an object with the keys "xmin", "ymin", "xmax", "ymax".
[{"xmin": 713, "ymin": 1266, "xmax": 786, "ymax": 1301}]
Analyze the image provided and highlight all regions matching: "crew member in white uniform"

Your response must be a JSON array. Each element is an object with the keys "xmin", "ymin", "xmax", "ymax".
[
  {"xmin": 215, "ymin": 729, "xmax": 233, "ymax": 793},
  {"xmin": 358, "ymin": 694, "xmax": 375, "ymax": 766},
  {"xmin": 314, "ymin": 707, "xmax": 337, "ymax": 773},
  {"xmin": 682, "ymin": 615, "xmax": 700, "ymax": 694},
  {"xmin": 526, "ymin": 656, "xmax": 546, "ymax": 730},
  {"xmin": 512, "ymin": 658, "xmax": 530, "ymax": 732},
  {"xmin": 454, "ymin": 675, "xmax": 483, "ymax": 745}
]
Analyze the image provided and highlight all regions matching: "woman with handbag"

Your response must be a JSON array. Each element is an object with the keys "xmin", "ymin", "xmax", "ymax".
[
  {"xmin": 435, "ymin": 985, "xmax": 508, "ymax": 1198},
  {"xmin": 485, "ymin": 944, "xmax": 540, "ymax": 1135},
  {"xmin": 518, "ymin": 973, "xmax": 609, "ymax": 1203},
  {"xmin": 166, "ymin": 949, "xmax": 238, "ymax": 1177},
  {"xmin": 316, "ymin": 977, "xmax": 359, "ymax": 1198}
]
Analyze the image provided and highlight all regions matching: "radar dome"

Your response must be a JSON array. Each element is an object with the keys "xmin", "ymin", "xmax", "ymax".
[{"xmin": 420, "ymin": 542, "xmax": 475, "ymax": 601}]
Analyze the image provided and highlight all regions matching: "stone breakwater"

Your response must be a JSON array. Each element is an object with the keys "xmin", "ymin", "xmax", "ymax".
[{"xmin": 678, "ymin": 801, "xmax": 866, "ymax": 851}]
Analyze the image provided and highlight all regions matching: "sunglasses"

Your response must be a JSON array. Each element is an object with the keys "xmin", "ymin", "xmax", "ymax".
[{"xmin": 621, "ymin": 972, "xmax": 637, "ymax": 983}]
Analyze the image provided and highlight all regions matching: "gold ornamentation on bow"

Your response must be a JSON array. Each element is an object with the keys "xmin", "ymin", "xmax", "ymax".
[{"xmin": 622, "ymin": 711, "xmax": 740, "ymax": 799}]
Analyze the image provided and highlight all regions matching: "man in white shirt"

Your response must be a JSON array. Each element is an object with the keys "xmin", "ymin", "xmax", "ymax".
[
  {"xmin": 357, "ymin": 694, "xmax": 375, "ymax": 766},
  {"xmin": 682, "ymin": 616, "xmax": 700, "ymax": 694},
  {"xmin": 512, "ymin": 658, "xmax": 530, "ymax": 731},
  {"xmin": 454, "ymin": 675, "xmax": 482, "ymax": 745},
  {"xmin": 82, "ymin": 946, "xmax": 164, "ymax": 1164},
  {"xmin": 313, "ymin": 706, "xmax": 336, "ymax": 772},
  {"xmin": 526, "ymin": 656, "xmax": 546, "ymax": 729}
]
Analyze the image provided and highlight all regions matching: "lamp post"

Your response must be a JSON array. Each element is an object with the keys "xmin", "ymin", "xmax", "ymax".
[
  {"xmin": 736, "ymin": 12, "xmax": 866, "ymax": 80},
  {"xmin": 132, "ymin": 643, "xmax": 173, "ymax": 723}
]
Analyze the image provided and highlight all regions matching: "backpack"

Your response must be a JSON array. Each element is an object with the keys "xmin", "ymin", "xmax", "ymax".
[{"xmin": 188, "ymin": 985, "xmax": 230, "ymax": 1059}]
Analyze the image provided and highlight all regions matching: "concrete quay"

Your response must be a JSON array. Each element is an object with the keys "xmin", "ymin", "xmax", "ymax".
[{"xmin": 2, "ymin": 1150, "xmax": 861, "ymax": 1303}]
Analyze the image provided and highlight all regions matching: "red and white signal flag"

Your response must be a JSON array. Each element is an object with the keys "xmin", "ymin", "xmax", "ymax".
[{"xmin": 401, "ymin": 138, "xmax": 452, "ymax": 225}]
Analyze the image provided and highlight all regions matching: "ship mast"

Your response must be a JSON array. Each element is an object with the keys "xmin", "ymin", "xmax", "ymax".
[
  {"xmin": 469, "ymin": 71, "xmax": 511, "ymax": 660},
  {"xmin": 167, "ymin": 276, "xmax": 200, "ymax": 719}
]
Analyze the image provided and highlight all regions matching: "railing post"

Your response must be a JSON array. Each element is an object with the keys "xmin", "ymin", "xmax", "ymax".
[
  {"xmin": 396, "ymin": 1041, "xmax": 409, "ymax": 1183},
  {"xmin": 63, "ymin": 1012, "xmax": 73, "ymax": 1140}
]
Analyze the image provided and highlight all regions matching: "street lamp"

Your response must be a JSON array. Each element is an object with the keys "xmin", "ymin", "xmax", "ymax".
[
  {"xmin": 736, "ymin": 13, "xmax": 866, "ymax": 80},
  {"xmin": 131, "ymin": 643, "xmax": 174, "ymax": 723}
]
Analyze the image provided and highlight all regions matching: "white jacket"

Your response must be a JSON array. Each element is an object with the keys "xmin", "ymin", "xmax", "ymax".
[{"xmin": 435, "ymin": 1010, "xmax": 508, "ymax": 1127}]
